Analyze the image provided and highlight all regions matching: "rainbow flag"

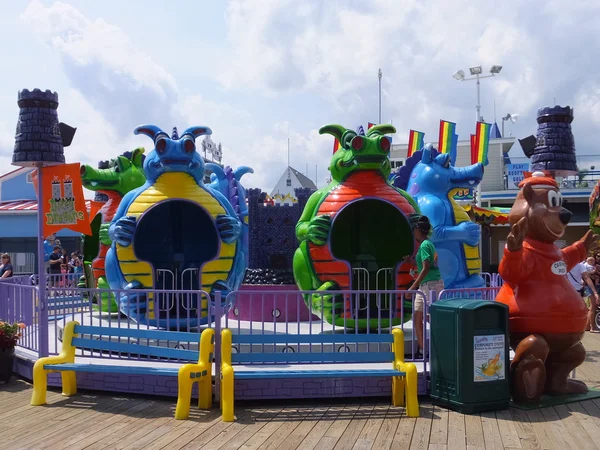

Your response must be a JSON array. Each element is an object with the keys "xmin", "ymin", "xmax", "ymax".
[
  {"xmin": 407, "ymin": 130, "xmax": 425, "ymax": 158},
  {"xmin": 333, "ymin": 138, "xmax": 341, "ymax": 154},
  {"xmin": 438, "ymin": 120, "xmax": 456, "ymax": 155},
  {"xmin": 475, "ymin": 121, "xmax": 491, "ymax": 166},
  {"xmin": 470, "ymin": 134, "xmax": 477, "ymax": 164},
  {"xmin": 368, "ymin": 122, "xmax": 376, "ymax": 130}
]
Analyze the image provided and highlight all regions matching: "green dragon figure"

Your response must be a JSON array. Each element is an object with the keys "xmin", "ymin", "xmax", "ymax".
[
  {"xmin": 293, "ymin": 124, "xmax": 419, "ymax": 330},
  {"xmin": 80, "ymin": 148, "xmax": 147, "ymax": 312}
]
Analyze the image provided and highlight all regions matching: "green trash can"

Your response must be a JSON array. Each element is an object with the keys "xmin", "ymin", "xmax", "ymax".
[{"xmin": 429, "ymin": 299, "xmax": 510, "ymax": 413}]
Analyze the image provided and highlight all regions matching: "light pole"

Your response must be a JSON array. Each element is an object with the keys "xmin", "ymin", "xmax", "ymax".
[
  {"xmin": 378, "ymin": 68, "xmax": 382, "ymax": 124},
  {"xmin": 453, "ymin": 65, "xmax": 503, "ymax": 122}
]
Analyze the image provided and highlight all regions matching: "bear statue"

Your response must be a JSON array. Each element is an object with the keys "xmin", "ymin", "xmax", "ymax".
[{"xmin": 496, "ymin": 171, "xmax": 597, "ymax": 404}]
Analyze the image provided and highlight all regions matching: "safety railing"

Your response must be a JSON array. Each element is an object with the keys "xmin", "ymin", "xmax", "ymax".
[{"xmin": 0, "ymin": 281, "xmax": 39, "ymax": 353}]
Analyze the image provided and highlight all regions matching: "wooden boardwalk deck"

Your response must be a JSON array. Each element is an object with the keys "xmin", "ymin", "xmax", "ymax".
[{"xmin": 3, "ymin": 332, "xmax": 600, "ymax": 449}]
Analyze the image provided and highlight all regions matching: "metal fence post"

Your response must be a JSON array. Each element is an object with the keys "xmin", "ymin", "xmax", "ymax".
[{"xmin": 213, "ymin": 291, "xmax": 222, "ymax": 402}]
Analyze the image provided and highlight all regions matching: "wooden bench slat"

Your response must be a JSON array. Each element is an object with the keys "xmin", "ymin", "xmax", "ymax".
[
  {"xmin": 74, "ymin": 325, "xmax": 202, "ymax": 343},
  {"xmin": 44, "ymin": 363, "xmax": 181, "ymax": 377},
  {"xmin": 71, "ymin": 337, "xmax": 199, "ymax": 360},
  {"xmin": 231, "ymin": 351, "xmax": 395, "ymax": 364},
  {"xmin": 234, "ymin": 369, "xmax": 404, "ymax": 379},
  {"xmin": 231, "ymin": 334, "xmax": 393, "ymax": 344}
]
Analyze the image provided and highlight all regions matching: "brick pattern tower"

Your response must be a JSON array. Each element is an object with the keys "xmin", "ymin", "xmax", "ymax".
[
  {"xmin": 12, "ymin": 89, "xmax": 68, "ymax": 166},
  {"xmin": 531, "ymin": 106, "xmax": 578, "ymax": 175}
]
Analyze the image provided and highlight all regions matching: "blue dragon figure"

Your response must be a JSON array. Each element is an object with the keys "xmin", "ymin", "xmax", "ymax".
[
  {"xmin": 393, "ymin": 144, "xmax": 485, "ymax": 290},
  {"xmin": 105, "ymin": 125, "xmax": 244, "ymax": 329},
  {"xmin": 206, "ymin": 163, "xmax": 254, "ymax": 287}
]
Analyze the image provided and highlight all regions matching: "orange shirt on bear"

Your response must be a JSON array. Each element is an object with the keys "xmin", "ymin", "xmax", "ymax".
[{"xmin": 496, "ymin": 239, "xmax": 587, "ymax": 334}]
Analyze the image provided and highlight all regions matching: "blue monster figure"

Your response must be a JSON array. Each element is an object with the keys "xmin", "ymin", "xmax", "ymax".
[
  {"xmin": 397, "ymin": 144, "xmax": 485, "ymax": 290},
  {"xmin": 206, "ymin": 163, "xmax": 254, "ymax": 287},
  {"xmin": 105, "ymin": 125, "xmax": 243, "ymax": 329}
]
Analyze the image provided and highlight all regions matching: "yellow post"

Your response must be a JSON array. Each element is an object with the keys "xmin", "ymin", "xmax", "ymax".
[
  {"xmin": 198, "ymin": 328, "xmax": 214, "ymax": 410},
  {"xmin": 392, "ymin": 328, "xmax": 420, "ymax": 416},
  {"xmin": 220, "ymin": 328, "xmax": 235, "ymax": 422},
  {"xmin": 175, "ymin": 328, "xmax": 215, "ymax": 420},
  {"xmin": 31, "ymin": 321, "xmax": 79, "ymax": 406}
]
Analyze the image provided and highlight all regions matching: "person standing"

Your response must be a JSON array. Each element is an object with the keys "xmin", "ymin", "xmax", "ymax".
[
  {"xmin": 568, "ymin": 259, "xmax": 600, "ymax": 332},
  {"xmin": 407, "ymin": 216, "xmax": 444, "ymax": 356},
  {"xmin": 48, "ymin": 246, "xmax": 62, "ymax": 286},
  {"xmin": 0, "ymin": 254, "xmax": 13, "ymax": 278}
]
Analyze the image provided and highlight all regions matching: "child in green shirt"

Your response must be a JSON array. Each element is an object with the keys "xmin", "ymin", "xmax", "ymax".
[{"xmin": 407, "ymin": 216, "xmax": 444, "ymax": 356}]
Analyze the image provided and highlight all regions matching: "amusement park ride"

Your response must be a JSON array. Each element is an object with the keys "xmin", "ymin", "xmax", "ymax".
[{"xmin": 7, "ymin": 87, "xmax": 600, "ymax": 417}]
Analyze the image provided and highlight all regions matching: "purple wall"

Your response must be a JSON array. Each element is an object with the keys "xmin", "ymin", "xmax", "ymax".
[{"xmin": 13, "ymin": 357, "xmax": 428, "ymax": 400}]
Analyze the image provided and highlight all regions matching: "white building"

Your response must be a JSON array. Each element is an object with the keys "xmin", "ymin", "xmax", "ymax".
[{"xmin": 270, "ymin": 166, "xmax": 318, "ymax": 205}]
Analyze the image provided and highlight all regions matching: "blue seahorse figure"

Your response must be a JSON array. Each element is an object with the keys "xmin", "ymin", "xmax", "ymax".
[
  {"xmin": 394, "ymin": 144, "xmax": 485, "ymax": 290},
  {"xmin": 105, "ymin": 125, "xmax": 243, "ymax": 328},
  {"xmin": 206, "ymin": 163, "xmax": 254, "ymax": 288}
]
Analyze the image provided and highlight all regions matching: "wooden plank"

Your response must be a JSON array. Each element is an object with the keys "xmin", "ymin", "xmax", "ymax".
[
  {"xmin": 539, "ymin": 406, "xmax": 580, "ymax": 450},
  {"xmin": 553, "ymin": 404, "xmax": 596, "ymax": 450},
  {"xmin": 391, "ymin": 409, "xmax": 417, "ymax": 450},
  {"xmin": 232, "ymin": 406, "xmax": 298, "ymax": 450},
  {"xmin": 480, "ymin": 411, "xmax": 504, "ymax": 450},
  {"xmin": 429, "ymin": 405, "xmax": 449, "ymax": 446},
  {"xmin": 13, "ymin": 397, "xmax": 148, "ymax": 450},
  {"xmin": 371, "ymin": 406, "xmax": 402, "ymax": 450},
  {"xmin": 296, "ymin": 404, "xmax": 346, "ymax": 450},
  {"xmin": 330, "ymin": 403, "xmax": 373, "ymax": 450},
  {"xmin": 258, "ymin": 406, "xmax": 316, "ymax": 450},
  {"xmin": 495, "ymin": 409, "xmax": 523, "ymax": 448},
  {"xmin": 352, "ymin": 404, "xmax": 389, "ymax": 450},
  {"xmin": 524, "ymin": 407, "xmax": 559, "ymax": 449},
  {"xmin": 428, "ymin": 445, "xmax": 448, "ymax": 450},
  {"xmin": 219, "ymin": 406, "xmax": 285, "ymax": 450},
  {"xmin": 567, "ymin": 402, "xmax": 600, "ymax": 446},
  {"xmin": 509, "ymin": 407, "xmax": 542, "ymax": 449},
  {"xmin": 275, "ymin": 405, "xmax": 329, "ymax": 450},
  {"xmin": 464, "ymin": 413, "xmax": 485, "ymax": 450},
  {"xmin": 447, "ymin": 409, "xmax": 466, "ymax": 450},
  {"xmin": 409, "ymin": 402, "xmax": 434, "ymax": 450},
  {"xmin": 145, "ymin": 408, "xmax": 224, "ymax": 450},
  {"xmin": 176, "ymin": 407, "xmax": 254, "ymax": 449},
  {"xmin": 314, "ymin": 403, "xmax": 360, "ymax": 450}
]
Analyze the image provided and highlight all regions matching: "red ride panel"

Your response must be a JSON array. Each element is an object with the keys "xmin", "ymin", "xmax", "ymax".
[{"xmin": 308, "ymin": 171, "xmax": 415, "ymax": 289}]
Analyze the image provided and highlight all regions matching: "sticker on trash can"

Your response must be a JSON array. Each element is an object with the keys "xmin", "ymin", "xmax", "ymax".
[{"xmin": 474, "ymin": 334, "xmax": 505, "ymax": 382}]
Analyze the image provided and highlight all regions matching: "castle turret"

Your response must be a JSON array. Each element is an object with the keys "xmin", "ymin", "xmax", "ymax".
[
  {"xmin": 530, "ymin": 106, "xmax": 578, "ymax": 176},
  {"xmin": 12, "ymin": 89, "xmax": 73, "ymax": 166}
]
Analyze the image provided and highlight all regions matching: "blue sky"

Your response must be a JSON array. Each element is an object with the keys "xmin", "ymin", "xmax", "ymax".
[{"xmin": 1, "ymin": 0, "xmax": 599, "ymax": 192}]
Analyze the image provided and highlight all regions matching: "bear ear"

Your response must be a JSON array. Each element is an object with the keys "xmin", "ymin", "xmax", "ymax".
[{"xmin": 523, "ymin": 183, "xmax": 535, "ymax": 205}]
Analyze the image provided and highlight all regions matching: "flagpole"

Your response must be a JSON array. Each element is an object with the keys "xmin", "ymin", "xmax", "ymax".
[
  {"xmin": 378, "ymin": 69, "xmax": 382, "ymax": 124},
  {"xmin": 36, "ymin": 164, "xmax": 49, "ymax": 357}
]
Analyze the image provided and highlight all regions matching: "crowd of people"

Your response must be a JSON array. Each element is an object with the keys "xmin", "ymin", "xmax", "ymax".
[{"xmin": 44, "ymin": 235, "xmax": 83, "ymax": 286}]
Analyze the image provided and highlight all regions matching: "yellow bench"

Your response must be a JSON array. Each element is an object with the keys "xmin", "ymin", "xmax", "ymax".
[
  {"xmin": 30, "ymin": 321, "xmax": 214, "ymax": 420},
  {"xmin": 219, "ymin": 328, "xmax": 419, "ymax": 421}
]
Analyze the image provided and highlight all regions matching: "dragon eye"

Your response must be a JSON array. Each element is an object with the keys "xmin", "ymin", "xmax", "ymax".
[
  {"xmin": 351, "ymin": 136, "xmax": 364, "ymax": 151},
  {"xmin": 379, "ymin": 136, "xmax": 391, "ymax": 152},
  {"xmin": 184, "ymin": 139, "xmax": 195, "ymax": 153},
  {"xmin": 156, "ymin": 139, "xmax": 167, "ymax": 154}
]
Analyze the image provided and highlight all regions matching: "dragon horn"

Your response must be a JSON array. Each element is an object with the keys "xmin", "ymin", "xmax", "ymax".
[
  {"xmin": 234, "ymin": 166, "xmax": 254, "ymax": 180},
  {"xmin": 206, "ymin": 163, "xmax": 226, "ymax": 179},
  {"xmin": 367, "ymin": 124, "xmax": 396, "ymax": 136},
  {"xmin": 318, "ymin": 124, "xmax": 347, "ymax": 143},
  {"xmin": 134, "ymin": 125, "xmax": 169, "ymax": 142},
  {"xmin": 181, "ymin": 126, "xmax": 213, "ymax": 140}
]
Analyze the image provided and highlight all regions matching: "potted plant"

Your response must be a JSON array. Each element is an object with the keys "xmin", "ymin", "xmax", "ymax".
[{"xmin": 0, "ymin": 321, "xmax": 25, "ymax": 383}]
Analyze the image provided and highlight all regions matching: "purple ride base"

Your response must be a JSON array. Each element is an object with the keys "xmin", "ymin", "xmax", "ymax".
[
  {"xmin": 13, "ymin": 356, "xmax": 428, "ymax": 400},
  {"xmin": 10, "ymin": 283, "xmax": 429, "ymax": 401}
]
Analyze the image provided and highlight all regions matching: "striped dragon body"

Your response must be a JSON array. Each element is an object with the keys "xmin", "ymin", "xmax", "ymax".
[{"xmin": 116, "ymin": 172, "xmax": 235, "ymax": 322}]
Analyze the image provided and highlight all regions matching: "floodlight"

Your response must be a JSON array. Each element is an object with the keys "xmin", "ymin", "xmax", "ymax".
[
  {"xmin": 469, "ymin": 66, "xmax": 482, "ymax": 75},
  {"xmin": 490, "ymin": 65, "xmax": 503, "ymax": 74},
  {"xmin": 453, "ymin": 70, "xmax": 465, "ymax": 81},
  {"xmin": 509, "ymin": 113, "xmax": 519, "ymax": 123}
]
